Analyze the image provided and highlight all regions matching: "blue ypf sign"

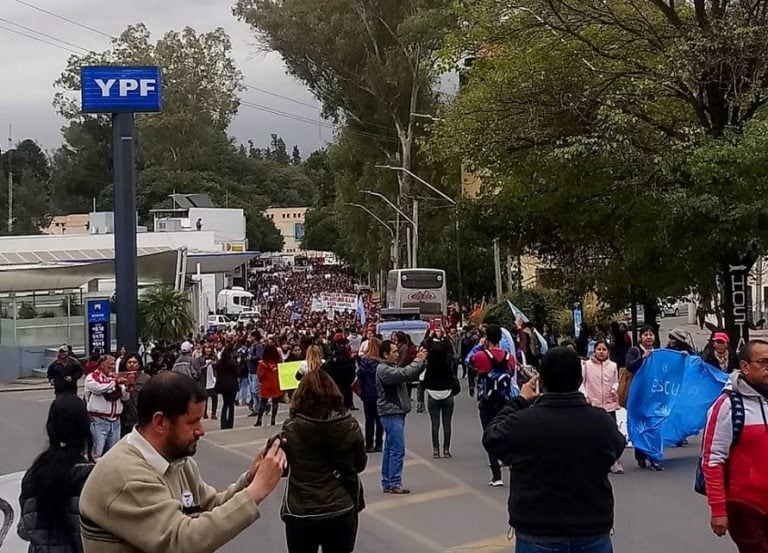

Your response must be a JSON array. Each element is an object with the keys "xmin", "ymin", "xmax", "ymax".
[{"xmin": 80, "ymin": 66, "xmax": 162, "ymax": 113}]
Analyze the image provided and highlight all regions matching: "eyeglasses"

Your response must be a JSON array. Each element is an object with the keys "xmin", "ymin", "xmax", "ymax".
[{"xmin": 749, "ymin": 358, "xmax": 768, "ymax": 369}]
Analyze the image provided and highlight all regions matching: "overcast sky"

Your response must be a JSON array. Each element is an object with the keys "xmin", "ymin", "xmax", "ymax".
[{"xmin": 0, "ymin": 0, "xmax": 332, "ymax": 157}]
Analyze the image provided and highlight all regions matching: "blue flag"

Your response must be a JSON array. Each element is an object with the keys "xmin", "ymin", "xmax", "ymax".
[
  {"xmin": 356, "ymin": 296, "xmax": 366, "ymax": 326},
  {"xmin": 627, "ymin": 349, "xmax": 728, "ymax": 461}
]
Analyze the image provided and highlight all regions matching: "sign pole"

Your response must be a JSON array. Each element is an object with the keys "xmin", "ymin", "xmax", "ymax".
[{"xmin": 113, "ymin": 112, "xmax": 138, "ymax": 352}]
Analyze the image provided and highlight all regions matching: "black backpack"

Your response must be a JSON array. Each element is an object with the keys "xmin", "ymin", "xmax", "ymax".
[
  {"xmin": 477, "ymin": 349, "xmax": 514, "ymax": 407},
  {"xmin": 694, "ymin": 390, "xmax": 745, "ymax": 495}
]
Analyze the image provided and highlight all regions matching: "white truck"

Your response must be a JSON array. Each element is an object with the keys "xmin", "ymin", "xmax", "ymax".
[{"xmin": 216, "ymin": 287, "xmax": 255, "ymax": 316}]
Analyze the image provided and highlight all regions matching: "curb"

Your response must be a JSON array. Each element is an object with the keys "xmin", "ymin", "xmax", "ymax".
[{"xmin": 0, "ymin": 386, "xmax": 51, "ymax": 393}]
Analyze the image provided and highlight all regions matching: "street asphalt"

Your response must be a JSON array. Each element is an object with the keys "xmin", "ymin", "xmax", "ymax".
[{"xmin": 0, "ymin": 317, "xmax": 737, "ymax": 553}]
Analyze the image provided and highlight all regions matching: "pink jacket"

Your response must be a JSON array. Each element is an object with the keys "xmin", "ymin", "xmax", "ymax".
[{"xmin": 581, "ymin": 358, "xmax": 619, "ymax": 412}]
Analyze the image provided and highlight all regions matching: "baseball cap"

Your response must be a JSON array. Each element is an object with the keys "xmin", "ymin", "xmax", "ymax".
[
  {"xmin": 58, "ymin": 343, "xmax": 69, "ymax": 353},
  {"xmin": 181, "ymin": 341, "xmax": 193, "ymax": 353},
  {"xmin": 712, "ymin": 332, "xmax": 730, "ymax": 343}
]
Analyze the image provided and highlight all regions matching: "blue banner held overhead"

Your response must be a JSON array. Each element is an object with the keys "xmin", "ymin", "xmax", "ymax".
[{"xmin": 626, "ymin": 349, "xmax": 728, "ymax": 461}]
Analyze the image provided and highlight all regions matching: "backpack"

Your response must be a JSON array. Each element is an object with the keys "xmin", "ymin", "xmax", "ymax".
[
  {"xmin": 694, "ymin": 390, "xmax": 745, "ymax": 495},
  {"xmin": 478, "ymin": 349, "xmax": 514, "ymax": 407}
]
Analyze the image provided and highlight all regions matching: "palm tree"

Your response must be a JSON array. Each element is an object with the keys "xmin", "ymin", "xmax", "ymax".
[{"xmin": 138, "ymin": 286, "xmax": 195, "ymax": 343}]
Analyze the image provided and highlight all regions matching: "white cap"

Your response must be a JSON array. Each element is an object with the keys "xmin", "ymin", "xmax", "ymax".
[{"xmin": 181, "ymin": 341, "xmax": 193, "ymax": 353}]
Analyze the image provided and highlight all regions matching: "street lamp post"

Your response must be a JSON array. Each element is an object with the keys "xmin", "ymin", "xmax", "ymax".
[
  {"xmin": 375, "ymin": 165, "xmax": 463, "ymax": 308},
  {"xmin": 360, "ymin": 190, "xmax": 417, "ymax": 268},
  {"xmin": 344, "ymin": 202, "xmax": 397, "ymax": 269}
]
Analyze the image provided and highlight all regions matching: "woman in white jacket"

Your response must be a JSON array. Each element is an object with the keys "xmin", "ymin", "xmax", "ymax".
[{"xmin": 582, "ymin": 340, "xmax": 623, "ymax": 474}]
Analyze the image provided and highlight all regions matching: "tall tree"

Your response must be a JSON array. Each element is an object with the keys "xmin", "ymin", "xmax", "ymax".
[
  {"xmin": 436, "ymin": 0, "xmax": 768, "ymax": 340},
  {"xmin": 234, "ymin": 0, "xmax": 453, "ymax": 267}
]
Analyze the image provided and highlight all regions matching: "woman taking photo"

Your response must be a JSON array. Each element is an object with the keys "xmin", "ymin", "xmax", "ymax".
[
  {"xmin": 255, "ymin": 344, "xmax": 284, "ymax": 426},
  {"xmin": 356, "ymin": 336, "xmax": 383, "ymax": 453},
  {"xmin": 214, "ymin": 345, "xmax": 240, "ymax": 430},
  {"xmin": 582, "ymin": 340, "xmax": 623, "ymax": 473},
  {"xmin": 423, "ymin": 338, "xmax": 456, "ymax": 459},
  {"xmin": 281, "ymin": 369, "xmax": 367, "ymax": 553},
  {"xmin": 19, "ymin": 394, "xmax": 95, "ymax": 553},
  {"xmin": 624, "ymin": 326, "xmax": 662, "ymax": 471}
]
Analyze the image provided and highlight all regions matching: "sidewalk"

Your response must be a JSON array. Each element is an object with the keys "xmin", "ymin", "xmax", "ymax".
[
  {"xmin": 0, "ymin": 377, "xmax": 51, "ymax": 393},
  {"xmin": 658, "ymin": 316, "xmax": 768, "ymax": 350}
]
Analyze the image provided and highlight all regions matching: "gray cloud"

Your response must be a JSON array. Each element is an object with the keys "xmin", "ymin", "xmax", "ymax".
[{"xmin": 0, "ymin": 0, "xmax": 332, "ymax": 156}]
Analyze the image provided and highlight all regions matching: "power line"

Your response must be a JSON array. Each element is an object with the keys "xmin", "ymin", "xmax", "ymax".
[
  {"xmin": 243, "ymin": 84, "xmax": 321, "ymax": 110},
  {"xmin": 10, "ymin": 0, "xmax": 115, "ymax": 39},
  {"xmin": 0, "ymin": 16, "xmax": 92, "ymax": 53},
  {"xmin": 0, "ymin": 23, "xmax": 79, "ymax": 54}
]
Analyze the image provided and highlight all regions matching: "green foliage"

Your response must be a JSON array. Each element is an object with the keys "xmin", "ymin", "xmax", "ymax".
[
  {"xmin": 138, "ymin": 286, "xmax": 195, "ymax": 342},
  {"xmin": 431, "ymin": 0, "xmax": 768, "ymax": 318},
  {"xmin": 61, "ymin": 295, "xmax": 84, "ymax": 317},
  {"xmin": 39, "ymin": 311, "xmax": 56, "ymax": 319}
]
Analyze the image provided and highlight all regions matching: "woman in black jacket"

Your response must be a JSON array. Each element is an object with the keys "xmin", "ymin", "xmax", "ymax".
[
  {"xmin": 423, "ymin": 338, "xmax": 456, "ymax": 459},
  {"xmin": 215, "ymin": 346, "xmax": 240, "ymax": 430},
  {"xmin": 18, "ymin": 394, "xmax": 95, "ymax": 553},
  {"xmin": 281, "ymin": 369, "xmax": 367, "ymax": 553}
]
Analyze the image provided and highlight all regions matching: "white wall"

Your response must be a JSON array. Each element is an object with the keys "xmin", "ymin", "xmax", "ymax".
[
  {"xmin": 189, "ymin": 208, "xmax": 246, "ymax": 243},
  {"xmin": 0, "ymin": 231, "xmax": 219, "ymax": 253}
]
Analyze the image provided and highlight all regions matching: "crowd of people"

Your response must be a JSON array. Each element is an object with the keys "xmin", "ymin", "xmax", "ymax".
[{"xmin": 24, "ymin": 271, "xmax": 768, "ymax": 553}]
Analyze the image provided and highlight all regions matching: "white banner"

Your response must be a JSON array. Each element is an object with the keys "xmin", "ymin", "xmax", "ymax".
[{"xmin": 310, "ymin": 293, "xmax": 358, "ymax": 313}]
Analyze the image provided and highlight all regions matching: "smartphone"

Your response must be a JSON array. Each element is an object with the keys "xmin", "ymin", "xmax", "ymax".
[{"xmin": 265, "ymin": 432, "xmax": 284, "ymax": 451}]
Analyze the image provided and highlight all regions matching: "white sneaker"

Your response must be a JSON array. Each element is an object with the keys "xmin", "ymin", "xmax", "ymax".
[
  {"xmin": 610, "ymin": 461, "xmax": 624, "ymax": 474},
  {"xmin": 488, "ymin": 479, "xmax": 504, "ymax": 487}
]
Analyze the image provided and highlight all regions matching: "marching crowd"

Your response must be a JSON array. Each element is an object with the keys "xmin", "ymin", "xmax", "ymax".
[{"xmin": 25, "ymin": 271, "xmax": 768, "ymax": 553}]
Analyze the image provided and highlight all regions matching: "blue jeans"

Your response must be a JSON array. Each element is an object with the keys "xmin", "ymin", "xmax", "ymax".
[
  {"xmin": 248, "ymin": 373, "xmax": 261, "ymax": 413},
  {"xmin": 516, "ymin": 536, "xmax": 613, "ymax": 553},
  {"xmin": 380, "ymin": 414, "xmax": 406, "ymax": 490},
  {"xmin": 90, "ymin": 416, "xmax": 120, "ymax": 458},
  {"xmin": 238, "ymin": 376, "xmax": 250, "ymax": 405}
]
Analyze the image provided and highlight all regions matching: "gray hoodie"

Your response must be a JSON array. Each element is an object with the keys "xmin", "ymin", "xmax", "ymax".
[{"xmin": 376, "ymin": 359, "xmax": 426, "ymax": 416}]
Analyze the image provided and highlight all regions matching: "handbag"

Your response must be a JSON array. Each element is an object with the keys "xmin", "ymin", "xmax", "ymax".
[
  {"xmin": 450, "ymin": 375, "xmax": 461, "ymax": 396},
  {"xmin": 617, "ymin": 367, "xmax": 633, "ymax": 408}
]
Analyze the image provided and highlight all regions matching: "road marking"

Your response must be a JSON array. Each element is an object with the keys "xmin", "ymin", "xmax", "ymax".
[
  {"xmin": 361, "ymin": 457, "xmax": 424, "ymax": 475},
  {"xmin": 365, "ymin": 485, "xmax": 468, "ymax": 513},
  {"xmin": 405, "ymin": 448, "xmax": 508, "ymax": 514},
  {"xmin": 446, "ymin": 534, "xmax": 513, "ymax": 552},
  {"xmin": 361, "ymin": 509, "xmax": 444, "ymax": 551}
]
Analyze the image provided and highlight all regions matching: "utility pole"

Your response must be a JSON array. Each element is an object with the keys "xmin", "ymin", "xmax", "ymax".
[
  {"xmin": 7, "ymin": 125, "xmax": 13, "ymax": 234},
  {"xmin": 493, "ymin": 239, "xmax": 503, "ymax": 301},
  {"xmin": 412, "ymin": 198, "xmax": 419, "ymax": 268}
]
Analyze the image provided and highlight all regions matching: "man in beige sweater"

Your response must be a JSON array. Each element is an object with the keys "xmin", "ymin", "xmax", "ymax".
[{"xmin": 80, "ymin": 371, "xmax": 286, "ymax": 553}]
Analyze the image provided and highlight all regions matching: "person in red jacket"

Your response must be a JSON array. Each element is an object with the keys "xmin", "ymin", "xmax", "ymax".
[
  {"xmin": 702, "ymin": 339, "xmax": 768, "ymax": 552},
  {"xmin": 255, "ymin": 344, "xmax": 283, "ymax": 427}
]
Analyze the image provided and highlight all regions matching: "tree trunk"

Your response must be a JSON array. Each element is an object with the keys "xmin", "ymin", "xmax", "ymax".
[{"xmin": 721, "ymin": 252, "xmax": 758, "ymax": 350}]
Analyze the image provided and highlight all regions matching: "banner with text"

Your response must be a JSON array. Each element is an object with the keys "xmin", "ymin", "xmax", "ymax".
[{"xmin": 310, "ymin": 293, "xmax": 358, "ymax": 313}]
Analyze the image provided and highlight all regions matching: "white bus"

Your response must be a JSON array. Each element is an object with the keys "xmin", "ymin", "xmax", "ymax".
[{"xmin": 386, "ymin": 268, "xmax": 447, "ymax": 320}]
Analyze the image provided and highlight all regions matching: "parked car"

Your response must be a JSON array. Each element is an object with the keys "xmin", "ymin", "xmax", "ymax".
[
  {"xmin": 235, "ymin": 310, "xmax": 261, "ymax": 326},
  {"xmin": 207, "ymin": 314, "xmax": 232, "ymax": 332},
  {"xmin": 660, "ymin": 297, "xmax": 690, "ymax": 318}
]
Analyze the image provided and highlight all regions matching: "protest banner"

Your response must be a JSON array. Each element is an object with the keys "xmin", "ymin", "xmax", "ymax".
[{"xmin": 278, "ymin": 361, "xmax": 302, "ymax": 391}]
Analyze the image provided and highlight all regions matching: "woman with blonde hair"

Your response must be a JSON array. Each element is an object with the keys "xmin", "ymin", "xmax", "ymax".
[
  {"xmin": 356, "ymin": 336, "xmax": 384, "ymax": 453},
  {"xmin": 296, "ymin": 344, "xmax": 324, "ymax": 380}
]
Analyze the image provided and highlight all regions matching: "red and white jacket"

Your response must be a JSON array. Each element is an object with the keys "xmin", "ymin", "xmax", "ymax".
[
  {"xmin": 702, "ymin": 371, "xmax": 768, "ymax": 518},
  {"xmin": 581, "ymin": 357, "xmax": 619, "ymax": 412},
  {"xmin": 84, "ymin": 370, "xmax": 128, "ymax": 421}
]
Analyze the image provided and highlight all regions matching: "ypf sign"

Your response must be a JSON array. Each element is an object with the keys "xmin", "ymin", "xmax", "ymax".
[
  {"xmin": 80, "ymin": 66, "xmax": 162, "ymax": 113},
  {"xmin": 79, "ymin": 65, "xmax": 162, "ymax": 353}
]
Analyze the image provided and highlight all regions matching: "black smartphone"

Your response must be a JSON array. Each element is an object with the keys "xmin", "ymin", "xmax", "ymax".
[{"xmin": 266, "ymin": 432, "xmax": 284, "ymax": 451}]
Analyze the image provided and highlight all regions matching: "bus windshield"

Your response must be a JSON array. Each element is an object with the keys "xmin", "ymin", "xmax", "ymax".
[{"xmin": 400, "ymin": 271, "xmax": 444, "ymax": 289}]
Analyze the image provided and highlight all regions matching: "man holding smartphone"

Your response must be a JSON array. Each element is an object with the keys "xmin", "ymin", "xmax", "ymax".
[
  {"xmin": 80, "ymin": 371, "xmax": 287, "ymax": 553},
  {"xmin": 483, "ymin": 347, "xmax": 626, "ymax": 553},
  {"xmin": 376, "ymin": 341, "xmax": 427, "ymax": 494}
]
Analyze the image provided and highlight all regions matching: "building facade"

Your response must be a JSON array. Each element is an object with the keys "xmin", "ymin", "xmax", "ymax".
[{"xmin": 264, "ymin": 206, "xmax": 308, "ymax": 254}]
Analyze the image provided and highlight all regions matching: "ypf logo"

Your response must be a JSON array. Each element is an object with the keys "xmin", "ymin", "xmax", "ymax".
[{"xmin": 408, "ymin": 290, "xmax": 436, "ymax": 302}]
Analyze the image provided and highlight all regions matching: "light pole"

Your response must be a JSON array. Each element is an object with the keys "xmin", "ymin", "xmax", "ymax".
[
  {"xmin": 360, "ymin": 190, "xmax": 417, "ymax": 268},
  {"xmin": 375, "ymin": 165, "xmax": 463, "ymax": 308},
  {"xmin": 344, "ymin": 202, "xmax": 397, "ymax": 269},
  {"xmin": 6, "ymin": 126, "xmax": 14, "ymax": 234}
]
